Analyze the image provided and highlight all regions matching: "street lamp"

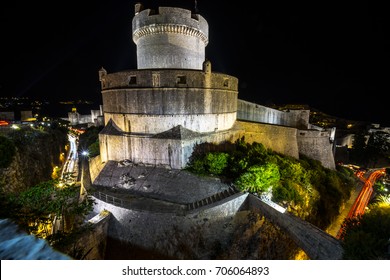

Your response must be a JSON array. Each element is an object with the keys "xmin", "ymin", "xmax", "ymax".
[{"xmin": 81, "ymin": 150, "xmax": 89, "ymax": 157}]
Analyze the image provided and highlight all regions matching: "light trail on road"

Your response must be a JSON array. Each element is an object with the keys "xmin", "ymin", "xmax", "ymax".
[
  {"xmin": 60, "ymin": 133, "xmax": 79, "ymax": 183},
  {"xmin": 336, "ymin": 168, "xmax": 385, "ymax": 239}
]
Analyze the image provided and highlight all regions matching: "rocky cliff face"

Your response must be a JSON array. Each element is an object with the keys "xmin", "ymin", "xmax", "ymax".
[{"xmin": 0, "ymin": 127, "xmax": 68, "ymax": 193}]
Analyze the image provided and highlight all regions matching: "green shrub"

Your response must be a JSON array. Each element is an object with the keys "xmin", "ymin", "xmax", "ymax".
[
  {"xmin": 188, "ymin": 157, "xmax": 207, "ymax": 174},
  {"xmin": 78, "ymin": 126, "xmax": 103, "ymax": 153},
  {"xmin": 205, "ymin": 152, "xmax": 229, "ymax": 175}
]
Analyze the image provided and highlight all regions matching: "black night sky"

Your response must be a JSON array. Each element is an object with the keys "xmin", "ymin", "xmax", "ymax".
[{"xmin": 1, "ymin": 0, "xmax": 389, "ymax": 126}]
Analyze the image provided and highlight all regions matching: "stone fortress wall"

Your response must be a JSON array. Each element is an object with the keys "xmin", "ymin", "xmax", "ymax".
[
  {"xmin": 67, "ymin": 106, "xmax": 104, "ymax": 127},
  {"xmin": 83, "ymin": 3, "xmax": 339, "ymax": 259},
  {"xmin": 236, "ymin": 100, "xmax": 335, "ymax": 169},
  {"xmin": 98, "ymin": 3, "xmax": 336, "ymax": 170},
  {"xmin": 237, "ymin": 99, "xmax": 310, "ymax": 129},
  {"xmin": 297, "ymin": 129, "xmax": 336, "ymax": 169}
]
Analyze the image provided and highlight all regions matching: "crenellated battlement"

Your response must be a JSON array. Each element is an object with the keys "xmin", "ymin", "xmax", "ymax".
[
  {"xmin": 99, "ymin": 68, "xmax": 237, "ymax": 91},
  {"xmin": 133, "ymin": 23, "xmax": 208, "ymax": 45},
  {"xmin": 134, "ymin": 6, "xmax": 207, "ymax": 31}
]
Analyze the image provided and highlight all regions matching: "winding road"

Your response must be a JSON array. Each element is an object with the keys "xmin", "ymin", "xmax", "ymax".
[{"xmin": 336, "ymin": 168, "xmax": 386, "ymax": 239}]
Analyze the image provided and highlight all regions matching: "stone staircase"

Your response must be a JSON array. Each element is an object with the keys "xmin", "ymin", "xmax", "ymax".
[{"xmin": 186, "ymin": 186, "xmax": 240, "ymax": 211}]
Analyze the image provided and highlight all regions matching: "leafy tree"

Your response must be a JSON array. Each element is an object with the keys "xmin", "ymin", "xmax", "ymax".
[
  {"xmin": 227, "ymin": 141, "xmax": 270, "ymax": 177},
  {"xmin": 349, "ymin": 131, "xmax": 368, "ymax": 165},
  {"xmin": 88, "ymin": 140, "xmax": 100, "ymax": 157},
  {"xmin": 78, "ymin": 126, "xmax": 103, "ymax": 155},
  {"xmin": 6, "ymin": 180, "xmax": 95, "ymax": 238},
  {"xmin": 336, "ymin": 164, "xmax": 355, "ymax": 178},
  {"xmin": 365, "ymin": 131, "xmax": 390, "ymax": 167},
  {"xmin": 235, "ymin": 162, "xmax": 280, "ymax": 193},
  {"xmin": 299, "ymin": 157, "xmax": 354, "ymax": 228},
  {"xmin": 374, "ymin": 194, "xmax": 390, "ymax": 205},
  {"xmin": 277, "ymin": 155, "xmax": 310, "ymax": 187},
  {"xmin": 342, "ymin": 204, "xmax": 390, "ymax": 259},
  {"xmin": 349, "ymin": 130, "xmax": 390, "ymax": 167},
  {"xmin": 7, "ymin": 125, "xmax": 47, "ymax": 145},
  {"xmin": 272, "ymin": 180, "xmax": 303, "ymax": 205}
]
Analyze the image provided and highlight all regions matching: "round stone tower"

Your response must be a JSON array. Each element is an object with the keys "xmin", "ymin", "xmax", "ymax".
[
  {"xmin": 98, "ymin": 3, "xmax": 238, "ymax": 169},
  {"xmin": 132, "ymin": 4, "xmax": 208, "ymax": 70}
]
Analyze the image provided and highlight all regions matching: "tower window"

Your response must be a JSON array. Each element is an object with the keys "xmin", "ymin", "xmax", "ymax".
[
  {"xmin": 223, "ymin": 79, "xmax": 229, "ymax": 87},
  {"xmin": 129, "ymin": 76, "xmax": 137, "ymax": 85},
  {"xmin": 152, "ymin": 73, "xmax": 160, "ymax": 87},
  {"xmin": 176, "ymin": 75, "xmax": 187, "ymax": 84}
]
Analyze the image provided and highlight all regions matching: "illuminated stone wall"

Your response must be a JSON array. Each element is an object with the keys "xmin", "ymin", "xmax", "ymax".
[
  {"xmin": 67, "ymin": 112, "xmax": 92, "ymax": 125},
  {"xmin": 88, "ymin": 155, "xmax": 105, "ymax": 183},
  {"xmin": 55, "ymin": 211, "xmax": 110, "ymax": 260},
  {"xmin": 237, "ymin": 99, "xmax": 310, "ymax": 129},
  {"xmin": 237, "ymin": 121, "xmax": 335, "ymax": 169},
  {"xmin": 98, "ymin": 121, "xmax": 334, "ymax": 170},
  {"xmin": 103, "ymin": 112, "xmax": 237, "ymax": 135},
  {"xmin": 237, "ymin": 121, "xmax": 300, "ymax": 158},
  {"xmin": 98, "ymin": 64, "xmax": 239, "ymax": 167},
  {"xmin": 92, "ymin": 193, "xmax": 248, "ymax": 259},
  {"xmin": 89, "ymin": 191, "xmax": 341, "ymax": 259},
  {"xmin": 100, "ymin": 68, "xmax": 238, "ymax": 134},
  {"xmin": 236, "ymin": 103, "xmax": 335, "ymax": 169},
  {"xmin": 98, "ymin": 124, "xmax": 240, "ymax": 169},
  {"xmin": 297, "ymin": 130, "xmax": 336, "ymax": 170}
]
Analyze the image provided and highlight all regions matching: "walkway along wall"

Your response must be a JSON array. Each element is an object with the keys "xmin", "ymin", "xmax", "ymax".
[
  {"xmin": 91, "ymin": 193, "xmax": 249, "ymax": 259},
  {"xmin": 246, "ymin": 195, "xmax": 344, "ymax": 260},
  {"xmin": 87, "ymin": 191, "xmax": 344, "ymax": 259},
  {"xmin": 237, "ymin": 99, "xmax": 310, "ymax": 129}
]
